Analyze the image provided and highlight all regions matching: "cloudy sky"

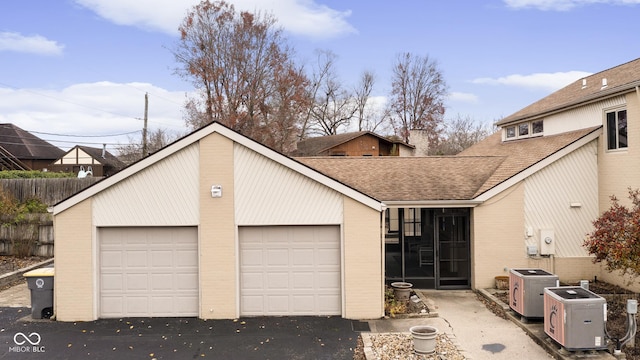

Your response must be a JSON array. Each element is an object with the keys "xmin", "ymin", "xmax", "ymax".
[{"xmin": 1, "ymin": 0, "xmax": 639, "ymax": 152}]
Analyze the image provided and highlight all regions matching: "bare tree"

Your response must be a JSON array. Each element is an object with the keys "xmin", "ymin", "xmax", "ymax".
[
  {"xmin": 354, "ymin": 70, "xmax": 374, "ymax": 131},
  {"xmin": 304, "ymin": 50, "xmax": 356, "ymax": 136},
  {"xmin": 171, "ymin": 0, "xmax": 308, "ymax": 151},
  {"xmin": 432, "ymin": 115, "xmax": 493, "ymax": 155},
  {"xmin": 116, "ymin": 128, "xmax": 180, "ymax": 165},
  {"xmin": 389, "ymin": 52, "xmax": 447, "ymax": 148},
  {"xmin": 352, "ymin": 70, "xmax": 393, "ymax": 134}
]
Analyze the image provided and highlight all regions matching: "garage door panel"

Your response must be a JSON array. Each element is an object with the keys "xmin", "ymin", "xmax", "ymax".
[
  {"xmin": 99, "ymin": 227, "xmax": 198, "ymax": 318},
  {"xmin": 241, "ymin": 249, "xmax": 263, "ymax": 266},
  {"xmin": 240, "ymin": 226, "xmax": 340, "ymax": 316},
  {"xmin": 241, "ymin": 272, "xmax": 264, "ymax": 290},
  {"xmin": 292, "ymin": 273, "xmax": 313, "ymax": 289},
  {"xmin": 101, "ymin": 274, "xmax": 123, "ymax": 290},
  {"xmin": 267, "ymin": 295, "xmax": 289, "ymax": 312},
  {"xmin": 317, "ymin": 272, "xmax": 340, "ymax": 288},
  {"xmin": 267, "ymin": 272, "xmax": 289, "ymax": 289},
  {"xmin": 126, "ymin": 251, "xmax": 148, "ymax": 267},
  {"xmin": 292, "ymin": 249, "xmax": 314, "ymax": 265},
  {"xmin": 266, "ymin": 249, "xmax": 289, "ymax": 265},
  {"xmin": 126, "ymin": 274, "xmax": 149, "ymax": 290},
  {"xmin": 151, "ymin": 251, "xmax": 173, "ymax": 267}
]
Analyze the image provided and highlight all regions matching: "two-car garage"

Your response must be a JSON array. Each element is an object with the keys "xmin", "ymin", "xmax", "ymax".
[{"xmin": 53, "ymin": 123, "xmax": 384, "ymax": 321}]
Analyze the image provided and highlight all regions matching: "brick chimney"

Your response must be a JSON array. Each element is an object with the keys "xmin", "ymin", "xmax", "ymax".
[{"xmin": 408, "ymin": 129, "xmax": 429, "ymax": 156}]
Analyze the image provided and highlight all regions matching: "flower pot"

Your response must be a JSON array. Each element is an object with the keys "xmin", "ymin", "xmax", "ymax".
[
  {"xmin": 390, "ymin": 282, "xmax": 413, "ymax": 302},
  {"xmin": 410, "ymin": 325, "xmax": 437, "ymax": 354}
]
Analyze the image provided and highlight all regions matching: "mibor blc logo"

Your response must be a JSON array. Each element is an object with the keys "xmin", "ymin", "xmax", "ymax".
[{"xmin": 9, "ymin": 332, "xmax": 45, "ymax": 353}]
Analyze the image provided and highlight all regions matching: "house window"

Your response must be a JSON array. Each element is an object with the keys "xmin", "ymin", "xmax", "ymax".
[
  {"xmin": 404, "ymin": 208, "xmax": 421, "ymax": 237},
  {"xmin": 532, "ymin": 120, "xmax": 543, "ymax": 134},
  {"xmin": 518, "ymin": 123, "xmax": 529, "ymax": 136},
  {"xmin": 606, "ymin": 109, "xmax": 627, "ymax": 150},
  {"xmin": 504, "ymin": 119, "xmax": 544, "ymax": 141}
]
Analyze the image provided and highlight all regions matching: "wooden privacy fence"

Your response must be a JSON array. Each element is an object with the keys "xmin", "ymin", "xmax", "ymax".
[
  {"xmin": 0, "ymin": 177, "xmax": 101, "ymax": 205},
  {"xmin": 0, "ymin": 178, "xmax": 101, "ymax": 257},
  {"xmin": 0, "ymin": 214, "xmax": 54, "ymax": 257}
]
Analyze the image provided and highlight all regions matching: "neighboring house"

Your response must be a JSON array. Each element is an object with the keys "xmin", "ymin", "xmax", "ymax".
[
  {"xmin": 0, "ymin": 123, "xmax": 64, "ymax": 170},
  {"xmin": 49, "ymin": 145, "xmax": 124, "ymax": 177},
  {"xmin": 295, "ymin": 131, "xmax": 415, "ymax": 157},
  {"xmin": 52, "ymin": 122, "xmax": 384, "ymax": 321},
  {"xmin": 300, "ymin": 57, "xmax": 640, "ymax": 291}
]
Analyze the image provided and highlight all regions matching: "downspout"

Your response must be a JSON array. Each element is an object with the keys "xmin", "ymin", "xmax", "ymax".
[
  {"xmin": 381, "ymin": 204, "xmax": 387, "ymax": 318},
  {"xmin": 636, "ymin": 86, "xmax": 640, "ymax": 106}
]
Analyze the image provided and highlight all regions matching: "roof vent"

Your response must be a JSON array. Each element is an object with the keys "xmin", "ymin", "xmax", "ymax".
[
  {"xmin": 581, "ymin": 79, "xmax": 587, "ymax": 89},
  {"xmin": 601, "ymin": 78, "xmax": 608, "ymax": 89}
]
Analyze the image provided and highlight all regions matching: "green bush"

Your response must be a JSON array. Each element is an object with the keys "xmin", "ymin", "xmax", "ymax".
[{"xmin": 0, "ymin": 170, "xmax": 75, "ymax": 179}]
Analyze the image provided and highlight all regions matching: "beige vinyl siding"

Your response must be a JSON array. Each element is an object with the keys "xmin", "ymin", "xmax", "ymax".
[
  {"xmin": 599, "ymin": 92, "xmax": 640, "ymax": 210},
  {"xmin": 472, "ymin": 183, "xmax": 525, "ymax": 289},
  {"xmin": 92, "ymin": 143, "xmax": 200, "ymax": 226},
  {"xmin": 544, "ymin": 96, "xmax": 625, "ymax": 136},
  {"xmin": 524, "ymin": 140, "xmax": 598, "ymax": 257},
  {"xmin": 54, "ymin": 199, "xmax": 95, "ymax": 321},
  {"xmin": 342, "ymin": 197, "xmax": 383, "ymax": 319},
  {"xmin": 199, "ymin": 133, "xmax": 236, "ymax": 319},
  {"xmin": 234, "ymin": 144, "xmax": 343, "ymax": 225}
]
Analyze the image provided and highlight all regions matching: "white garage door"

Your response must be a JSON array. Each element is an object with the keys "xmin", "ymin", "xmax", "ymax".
[
  {"xmin": 99, "ymin": 227, "xmax": 198, "ymax": 318},
  {"xmin": 239, "ymin": 225, "xmax": 341, "ymax": 316}
]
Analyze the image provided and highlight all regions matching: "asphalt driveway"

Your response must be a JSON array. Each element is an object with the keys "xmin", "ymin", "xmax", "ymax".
[{"xmin": 0, "ymin": 308, "xmax": 361, "ymax": 359}]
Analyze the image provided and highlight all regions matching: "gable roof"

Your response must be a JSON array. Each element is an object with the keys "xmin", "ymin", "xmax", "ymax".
[
  {"xmin": 459, "ymin": 126, "xmax": 601, "ymax": 198},
  {"xmin": 497, "ymin": 57, "xmax": 640, "ymax": 125},
  {"xmin": 54, "ymin": 122, "xmax": 383, "ymax": 215},
  {"xmin": 64, "ymin": 145, "xmax": 124, "ymax": 168},
  {"xmin": 0, "ymin": 123, "xmax": 64, "ymax": 160},
  {"xmin": 295, "ymin": 131, "xmax": 413, "ymax": 156}
]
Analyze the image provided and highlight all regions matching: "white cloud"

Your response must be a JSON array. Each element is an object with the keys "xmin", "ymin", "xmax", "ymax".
[
  {"xmin": 472, "ymin": 71, "xmax": 592, "ymax": 91},
  {"xmin": 74, "ymin": 0, "xmax": 355, "ymax": 39},
  {"xmin": 504, "ymin": 0, "xmax": 640, "ymax": 11},
  {"xmin": 0, "ymin": 82, "xmax": 188, "ymax": 151},
  {"xmin": 0, "ymin": 32, "xmax": 64, "ymax": 56},
  {"xmin": 448, "ymin": 92, "xmax": 479, "ymax": 104}
]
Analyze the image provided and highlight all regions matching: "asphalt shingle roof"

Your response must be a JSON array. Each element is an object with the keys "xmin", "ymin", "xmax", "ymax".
[
  {"xmin": 0, "ymin": 123, "xmax": 64, "ymax": 160},
  {"xmin": 458, "ymin": 126, "xmax": 601, "ymax": 197},
  {"xmin": 297, "ymin": 156, "xmax": 504, "ymax": 201},
  {"xmin": 297, "ymin": 127, "xmax": 599, "ymax": 202},
  {"xmin": 498, "ymin": 57, "xmax": 640, "ymax": 125}
]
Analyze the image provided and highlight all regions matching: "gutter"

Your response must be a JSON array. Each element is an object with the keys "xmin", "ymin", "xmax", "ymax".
[{"xmin": 382, "ymin": 200, "xmax": 483, "ymax": 208}]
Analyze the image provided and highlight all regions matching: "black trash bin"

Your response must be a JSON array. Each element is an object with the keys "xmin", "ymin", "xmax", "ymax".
[{"xmin": 23, "ymin": 267, "xmax": 54, "ymax": 319}]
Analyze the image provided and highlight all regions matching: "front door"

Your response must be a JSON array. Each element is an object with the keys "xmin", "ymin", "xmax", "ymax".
[{"xmin": 436, "ymin": 214, "xmax": 470, "ymax": 288}]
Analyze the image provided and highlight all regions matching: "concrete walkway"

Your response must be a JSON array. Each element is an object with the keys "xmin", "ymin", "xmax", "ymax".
[{"xmin": 369, "ymin": 290, "xmax": 554, "ymax": 359}]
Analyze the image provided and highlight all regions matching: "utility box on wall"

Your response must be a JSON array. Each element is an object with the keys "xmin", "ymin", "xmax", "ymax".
[{"xmin": 540, "ymin": 229, "xmax": 555, "ymax": 255}]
